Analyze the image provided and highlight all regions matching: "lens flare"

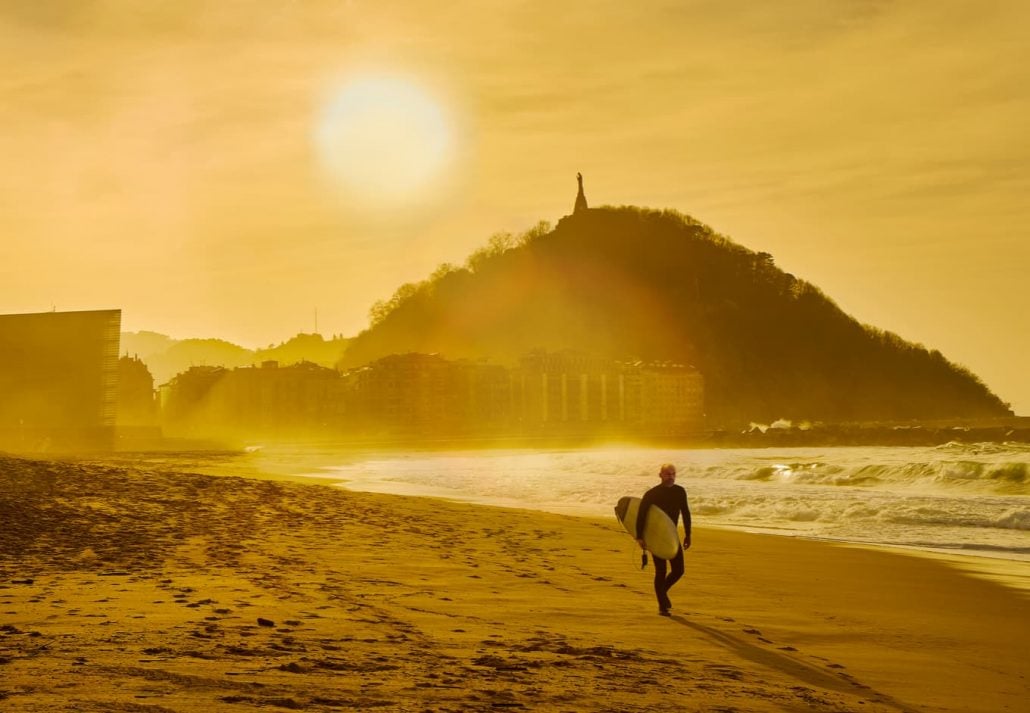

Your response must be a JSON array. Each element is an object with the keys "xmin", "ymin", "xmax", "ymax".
[{"xmin": 314, "ymin": 75, "xmax": 455, "ymax": 211}]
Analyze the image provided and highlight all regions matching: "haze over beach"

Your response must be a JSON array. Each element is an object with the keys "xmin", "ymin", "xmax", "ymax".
[
  {"xmin": 2, "ymin": 3, "xmax": 1030, "ymax": 712},
  {"xmin": 0, "ymin": 1, "xmax": 1027, "ymax": 413}
]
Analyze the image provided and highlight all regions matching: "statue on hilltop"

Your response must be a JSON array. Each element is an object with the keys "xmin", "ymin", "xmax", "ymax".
[{"xmin": 574, "ymin": 172, "xmax": 588, "ymax": 213}]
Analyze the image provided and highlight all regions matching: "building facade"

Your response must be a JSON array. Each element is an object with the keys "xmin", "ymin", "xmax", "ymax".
[
  {"xmin": 511, "ymin": 351, "xmax": 704, "ymax": 437},
  {"xmin": 117, "ymin": 355, "xmax": 158, "ymax": 427},
  {"xmin": 342, "ymin": 353, "xmax": 511, "ymax": 435},
  {"xmin": 161, "ymin": 361, "xmax": 345, "ymax": 439},
  {"xmin": 0, "ymin": 309, "xmax": 121, "ymax": 452},
  {"xmin": 157, "ymin": 350, "xmax": 705, "ymax": 442}
]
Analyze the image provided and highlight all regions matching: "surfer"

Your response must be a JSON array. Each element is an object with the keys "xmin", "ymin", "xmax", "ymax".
[{"xmin": 636, "ymin": 463, "xmax": 692, "ymax": 616}]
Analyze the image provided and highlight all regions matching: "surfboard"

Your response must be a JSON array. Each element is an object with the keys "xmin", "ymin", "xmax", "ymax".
[{"xmin": 614, "ymin": 496, "xmax": 681, "ymax": 560}]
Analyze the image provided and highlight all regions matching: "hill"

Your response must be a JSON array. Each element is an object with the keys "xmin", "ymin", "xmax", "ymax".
[
  {"xmin": 339, "ymin": 207, "xmax": 1010, "ymax": 425},
  {"xmin": 121, "ymin": 332, "xmax": 350, "ymax": 385},
  {"xmin": 254, "ymin": 333, "xmax": 352, "ymax": 368}
]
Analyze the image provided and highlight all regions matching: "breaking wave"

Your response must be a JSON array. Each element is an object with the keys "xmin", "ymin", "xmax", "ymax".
[
  {"xmin": 703, "ymin": 452, "xmax": 1028, "ymax": 495},
  {"xmin": 318, "ymin": 443, "xmax": 1029, "ymax": 561}
]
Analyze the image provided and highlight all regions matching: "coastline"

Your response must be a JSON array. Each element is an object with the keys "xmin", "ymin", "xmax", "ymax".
[
  {"xmin": 2, "ymin": 453, "xmax": 1028, "ymax": 712},
  {"xmin": 325, "ymin": 479, "xmax": 1030, "ymax": 596},
  {"xmin": 80, "ymin": 445, "xmax": 1030, "ymax": 594}
]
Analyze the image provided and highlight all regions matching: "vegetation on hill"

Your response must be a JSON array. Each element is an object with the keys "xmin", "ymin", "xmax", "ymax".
[
  {"xmin": 339, "ymin": 207, "xmax": 1010, "ymax": 425},
  {"xmin": 121, "ymin": 332, "xmax": 349, "ymax": 385},
  {"xmin": 255, "ymin": 333, "xmax": 351, "ymax": 367},
  {"xmin": 120, "ymin": 336, "xmax": 254, "ymax": 385}
]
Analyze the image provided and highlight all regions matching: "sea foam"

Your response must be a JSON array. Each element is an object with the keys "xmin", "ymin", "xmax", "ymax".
[{"xmin": 319, "ymin": 443, "xmax": 1029, "ymax": 561}]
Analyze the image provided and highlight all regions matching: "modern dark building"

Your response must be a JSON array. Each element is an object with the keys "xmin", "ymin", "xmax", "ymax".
[{"xmin": 0, "ymin": 309, "xmax": 121, "ymax": 452}]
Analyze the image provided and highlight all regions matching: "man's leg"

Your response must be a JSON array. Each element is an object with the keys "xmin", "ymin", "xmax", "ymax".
[
  {"xmin": 663, "ymin": 548, "xmax": 685, "ymax": 605},
  {"xmin": 653, "ymin": 556, "xmax": 671, "ymax": 612}
]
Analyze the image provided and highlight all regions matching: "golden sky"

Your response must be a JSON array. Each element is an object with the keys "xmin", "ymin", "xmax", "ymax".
[{"xmin": 1, "ymin": 1, "xmax": 1027, "ymax": 413}]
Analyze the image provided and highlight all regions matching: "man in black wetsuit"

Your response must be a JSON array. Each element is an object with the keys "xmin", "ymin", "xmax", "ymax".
[{"xmin": 636, "ymin": 463, "xmax": 692, "ymax": 616}]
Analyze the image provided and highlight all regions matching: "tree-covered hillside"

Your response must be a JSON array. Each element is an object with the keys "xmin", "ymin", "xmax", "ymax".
[
  {"xmin": 121, "ymin": 332, "xmax": 350, "ymax": 385},
  {"xmin": 340, "ymin": 207, "xmax": 1010, "ymax": 425}
]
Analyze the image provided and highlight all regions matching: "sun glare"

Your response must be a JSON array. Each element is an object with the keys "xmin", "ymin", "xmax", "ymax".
[{"xmin": 314, "ymin": 75, "xmax": 456, "ymax": 211}]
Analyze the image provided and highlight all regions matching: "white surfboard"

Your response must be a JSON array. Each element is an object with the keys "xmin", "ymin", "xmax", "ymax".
[{"xmin": 614, "ymin": 495, "xmax": 681, "ymax": 560}]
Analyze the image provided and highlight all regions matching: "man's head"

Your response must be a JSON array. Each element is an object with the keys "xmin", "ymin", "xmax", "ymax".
[{"xmin": 659, "ymin": 463, "xmax": 677, "ymax": 486}]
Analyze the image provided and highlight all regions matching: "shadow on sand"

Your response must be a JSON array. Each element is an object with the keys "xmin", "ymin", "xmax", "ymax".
[{"xmin": 671, "ymin": 615, "xmax": 918, "ymax": 712}]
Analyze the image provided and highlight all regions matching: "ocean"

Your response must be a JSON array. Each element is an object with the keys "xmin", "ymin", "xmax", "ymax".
[{"xmin": 302, "ymin": 442, "xmax": 1029, "ymax": 563}]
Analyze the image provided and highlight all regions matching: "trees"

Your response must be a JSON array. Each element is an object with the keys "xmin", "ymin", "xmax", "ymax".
[{"xmin": 343, "ymin": 206, "xmax": 1011, "ymax": 424}]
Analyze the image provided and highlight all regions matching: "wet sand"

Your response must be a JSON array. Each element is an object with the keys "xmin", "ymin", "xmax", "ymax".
[{"xmin": 1, "ymin": 454, "xmax": 1027, "ymax": 712}]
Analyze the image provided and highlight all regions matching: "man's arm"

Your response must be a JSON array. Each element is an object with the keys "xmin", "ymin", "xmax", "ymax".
[{"xmin": 681, "ymin": 488, "xmax": 692, "ymax": 550}]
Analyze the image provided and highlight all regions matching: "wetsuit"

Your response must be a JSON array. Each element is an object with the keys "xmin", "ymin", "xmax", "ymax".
[{"xmin": 636, "ymin": 483, "xmax": 691, "ymax": 612}]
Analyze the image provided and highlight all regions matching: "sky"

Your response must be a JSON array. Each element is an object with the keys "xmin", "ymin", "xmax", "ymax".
[{"xmin": 1, "ymin": 1, "xmax": 1027, "ymax": 413}]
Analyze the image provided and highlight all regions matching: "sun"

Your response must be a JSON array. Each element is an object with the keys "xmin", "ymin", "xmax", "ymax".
[{"xmin": 314, "ymin": 74, "xmax": 457, "ymax": 211}]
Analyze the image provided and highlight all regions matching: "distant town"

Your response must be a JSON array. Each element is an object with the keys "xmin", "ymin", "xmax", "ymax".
[
  {"xmin": 2, "ymin": 308, "xmax": 1026, "ymax": 454},
  {"xmin": 0, "ymin": 309, "xmax": 704, "ymax": 452}
]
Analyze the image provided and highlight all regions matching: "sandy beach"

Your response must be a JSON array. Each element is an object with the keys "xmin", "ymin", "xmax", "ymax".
[{"xmin": 1, "ymin": 453, "xmax": 1027, "ymax": 712}]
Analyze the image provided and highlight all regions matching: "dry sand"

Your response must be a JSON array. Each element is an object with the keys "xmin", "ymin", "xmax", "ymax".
[{"xmin": 1, "ymin": 453, "xmax": 1027, "ymax": 712}]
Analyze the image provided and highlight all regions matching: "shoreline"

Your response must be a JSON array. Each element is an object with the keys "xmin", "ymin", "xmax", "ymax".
[
  {"xmin": 2, "ymin": 453, "xmax": 1028, "ymax": 711},
  {"xmin": 328, "ymin": 477, "xmax": 1030, "ymax": 594},
  {"xmin": 70, "ymin": 446, "xmax": 1030, "ymax": 595}
]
